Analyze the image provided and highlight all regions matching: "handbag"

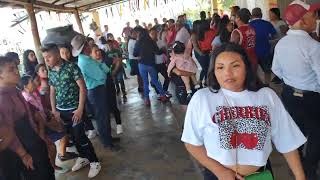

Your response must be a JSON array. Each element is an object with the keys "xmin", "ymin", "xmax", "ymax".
[
  {"xmin": 221, "ymin": 92, "xmax": 273, "ymax": 180},
  {"xmin": 244, "ymin": 170, "xmax": 273, "ymax": 180}
]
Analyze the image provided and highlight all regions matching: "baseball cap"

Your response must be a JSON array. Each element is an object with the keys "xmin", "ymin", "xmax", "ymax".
[{"xmin": 284, "ymin": 0, "xmax": 320, "ymax": 26}]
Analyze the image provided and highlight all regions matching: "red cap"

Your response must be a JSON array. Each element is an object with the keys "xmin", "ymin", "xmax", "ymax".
[{"xmin": 284, "ymin": 0, "xmax": 320, "ymax": 26}]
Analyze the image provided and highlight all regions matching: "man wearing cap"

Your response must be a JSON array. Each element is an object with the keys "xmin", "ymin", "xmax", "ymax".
[
  {"xmin": 272, "ymin": 1, "xmax": 320, "ymax": 179},
  {"xmin": 42, "ymin": 43, "xmax": 101, "ymax": 178},
  {"xmin": 72, "ymin": 35, "xmax": 121, "ymax": 152}
]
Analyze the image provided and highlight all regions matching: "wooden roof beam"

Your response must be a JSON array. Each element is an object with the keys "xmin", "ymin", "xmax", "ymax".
[
  {"xmin": 79, "ymin": 0, "xmax": 126, "ymax": 11},
  {"xmin": 52, "ymin": 0, "xmax": 62, "ymax": 4},
  {"xmin": 0, "ymin": 0, "xmax": 75, "ymax": 12},
  {"xmin": 61, "ymin": 0, "xmax": 82, "ymax": 6}
]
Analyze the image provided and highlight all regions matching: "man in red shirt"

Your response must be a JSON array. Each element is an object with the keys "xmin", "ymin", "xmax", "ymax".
[
  {"xmin": 230, "ymin": 8, "xmax": 258, "ymax": 73},
  {"xmin": 122, "ymin": 22, "xmax": 133, "ymax": 38},
  {"xmin": 166, "ymin": 19, "xmax": 177, "ymax": 46}
]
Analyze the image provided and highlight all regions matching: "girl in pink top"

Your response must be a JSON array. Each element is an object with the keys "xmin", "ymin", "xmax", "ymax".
[
  {"xmin": 168, "ymin": 41, "xmax": 201, "ymax": 101},
  {"xmin": 19, "ymin": 75, "xmax": 67, "ymax": 173}
]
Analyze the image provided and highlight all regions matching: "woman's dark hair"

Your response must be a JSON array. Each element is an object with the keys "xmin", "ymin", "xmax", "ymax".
[
  {"xmin": 207, "ymin": 43, "xmax": 258, "ymax": 92},
  {"xmin": 100, "ymin": 36, "xmax": 108, "ymax": 45},
  {"xmin": 211, "ymin": 13, "xmax": 221, "ymax": 26},
  {"xmin": 17, "ymin": 75, "xmax": 33, "ymax": 91},
  {"xmin": 217, "ymin": 17, "xmax": 231, "ymax": 43},
  {"xmin": 236, "ymin": 8, "xmax": 251, "ymax": 24},
  {"xmin": 159, "ymin": 24, "xmax": 167, "ymax": 40},
  {"xmin": 172, "ymin": 41, "xmax": 185, "ymax": 54},
  {"xmin": 23, "ymin": 49, "xmax": 38, "ymax": 76},
  {"xmin": 35, "ymin": 63, "xmax": 46, "ymax": 75},
  {"xmin": 191, "ymin": 20, "xmax": 201, "ymax": 34},
  {"xmin": 270, "ymin": 8, "xmax": 281, "ymax": 20}
]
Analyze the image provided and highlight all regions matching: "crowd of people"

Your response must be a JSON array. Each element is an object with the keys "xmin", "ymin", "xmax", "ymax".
[{"xmin": 0, "ymin": 0, "xmax": 319, "ymax": 179}]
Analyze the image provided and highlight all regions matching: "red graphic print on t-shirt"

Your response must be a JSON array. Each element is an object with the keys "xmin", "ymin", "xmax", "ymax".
[{"xmin": 212, "ymin": 106, "xmax": 271, "ymax": 150}]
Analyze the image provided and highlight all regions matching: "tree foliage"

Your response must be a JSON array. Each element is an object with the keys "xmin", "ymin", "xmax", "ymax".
[{"xmin": 219, "ymin": 0, "xmax": 235, "ymax": 10}]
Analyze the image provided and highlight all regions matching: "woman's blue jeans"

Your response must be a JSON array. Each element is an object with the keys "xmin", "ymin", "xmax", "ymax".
[{"xmin": 138, "ymin": 63, "xmax": 165, "ymax": 99}]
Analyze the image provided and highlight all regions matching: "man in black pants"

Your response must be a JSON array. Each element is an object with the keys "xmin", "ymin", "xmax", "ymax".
[
  {"xmin": 42, "ymin": 44, "xmax": 101, "ymax": 178},
  {"xmin": 272, "ymin": 1, "xmax": 320, "ymax": 179},
  {"xmin": 0, "ymin": 56, "xmax": 54, "ymax": 180}
]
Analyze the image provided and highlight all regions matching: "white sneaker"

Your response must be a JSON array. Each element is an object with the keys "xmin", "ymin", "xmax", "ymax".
[
  {"xmin": 116, "ymin": 125, "xmax": 123, "ymax": 134},
  {"xmin": 88, "ymin": 162, "xmax": 101, "ymax": 178},
  {"xmin": 71, "ymin": 157, "xmax": 89, "ymax": 172},
  {"xmin": 87, "ymin": 130, "xmax": 97, "ymax": 139}
]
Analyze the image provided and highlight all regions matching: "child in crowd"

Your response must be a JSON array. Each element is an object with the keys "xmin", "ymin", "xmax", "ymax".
[
  {"xmin": 35, "ymin": 64, "xmax": 79, "ymax": 162},
  {"xmin": 168, "ymin": 41, "xmax": 200, "ymax": 101},
  {"xmin": 18, "ymin": 75, "xmax": 68, "ymax": 173},
  {"xmin": 106, "ymin": 39, "xmax": 127, "ymax": 99}
]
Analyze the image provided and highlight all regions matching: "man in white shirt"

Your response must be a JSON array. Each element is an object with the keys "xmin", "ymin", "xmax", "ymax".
[
  {"xmin": 175, "ymin": 20, "xmax": 190, "ymax": 46},
  {"xmin": 103, "ymin": 25, "xmax": 109, "ymax": 39},
  {"xmin": 271, "ymin": 1, "xmax": 320, "ymax": 179}
]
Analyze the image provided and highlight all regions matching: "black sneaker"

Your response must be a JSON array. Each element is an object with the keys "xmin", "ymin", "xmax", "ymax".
[
  {"xmin": 58, "ymin": 152, "xmax": 79, "ymax": 161},
  {"xmin": 104, "ymin": 144, "xmax": 122, "ymax": 152},
  {"xmin": 112, "ymin": 137, "xmax": 121, "ymax": 143}
]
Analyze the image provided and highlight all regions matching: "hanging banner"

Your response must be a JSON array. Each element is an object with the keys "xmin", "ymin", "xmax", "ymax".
[
  {"xmin": 137, "ymin": 0, "xmax": 140, "ymax": 10},
  {"xmin": 110, "ymin": 7, "xmax": 114, "ymax": 16},
  {"xmin": 105, "ymin": 8, "xmax": 109, "ymax": 18}
]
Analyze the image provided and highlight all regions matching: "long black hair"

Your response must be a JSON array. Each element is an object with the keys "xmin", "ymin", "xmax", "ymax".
[
  {"xmin": 23, "ymin": 49, "xmax": 38, "ymax": 76},
  {"xmin": 269, "ymin": 8, "xmax": 281, "ymax": 20},
  {"xmin": 207, "ymin": 43, "xmax": 259, "ymax": 93},
  {"xmin": 217, "ymin": 16, "xmax": 231, "ymax": 43}
]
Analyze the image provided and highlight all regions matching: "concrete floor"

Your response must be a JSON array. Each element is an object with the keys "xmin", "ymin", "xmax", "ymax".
[{"xmin": 56, "ymin": 74, "xmax": 293, "ymax": 180}]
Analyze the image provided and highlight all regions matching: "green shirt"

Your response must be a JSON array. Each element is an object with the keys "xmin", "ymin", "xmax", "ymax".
[
  {"xmin": 48, "ymin": 61, "xmax": 83, "ymax": 110},
  {"xmin": 77, "ymin": 54, "xmax": 110, "ymax": 90},
  {"xmin": 107, "ymin": 49, "xmax": 122, "ymax": 59}
]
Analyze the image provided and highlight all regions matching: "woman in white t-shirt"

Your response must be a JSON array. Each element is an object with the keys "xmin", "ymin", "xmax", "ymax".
[{"xmin": 181, "ymin": 43, "xmax": 306, "ymax": 180}]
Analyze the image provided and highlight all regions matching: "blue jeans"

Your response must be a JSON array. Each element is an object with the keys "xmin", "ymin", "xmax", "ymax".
[
  {"xmin": 87, "ymin": 85, "xmax": 113, "ymax": 147},
  {"xmin": 138, "ymin": 63, "xmax": 165, "ymax": 99}
]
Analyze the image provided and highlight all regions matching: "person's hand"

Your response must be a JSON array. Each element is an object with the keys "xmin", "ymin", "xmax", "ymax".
[
  {"xmin": 52, "ymin": 110, "xmax": 60, "ymax": 120},
  {"xmin": 21, "ymin": 154, "xmax": 34, "ymax": 170},
  {"xmin": 168, "ymin": 73, "xmax": 171, "ymax": 78},
  {"xmin": 72, "ymin": 108, "xmax": 83, "ymax": 124},
  {"xmin": 217, "ymin": 168, "xmax": 243, "ymax": 180}
]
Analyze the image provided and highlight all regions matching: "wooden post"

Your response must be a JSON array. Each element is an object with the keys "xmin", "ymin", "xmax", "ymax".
[
  {"xmin": 211, "ymin": 0, "xmax": 218, "ymax": 14},
  {"xmin": 25, "ymin": 3, "xmax": 43, "ymax": 63},
  {"xmin": 74, "ymin": 8, "xmax": 84, "ymax": 34},
  {"xmin": 91, "ymin": 10, "xmax": 102, "ymax": 36}
]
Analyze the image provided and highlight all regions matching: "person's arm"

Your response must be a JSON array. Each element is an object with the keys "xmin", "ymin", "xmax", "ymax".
[
  {"xmin": 186, "ymin": 144, "xmax": 242, "ymax": 180},
  {"xmin": 191, "ymin": 34, "xmax": 203, "ymax": 55},
  {"xmin": 0, "ymin": 112, "xmax": 34, "ymax": 170},
  {"xmin": 309, "ymin": 42, "xmax": 320, "ymax": 86},
  {"xmin": 0, "ymin": 127, "xmax": 14, "ymax": 151},
  {"xmin": 111, "ymin": 57, "xmax": 122, "ymax": 77},
  {"xmin": 73, "ymin": 78, "xmax": 86, "ymax": 123},
  {"xmin": 230, "ymin": 30, "xmax": 240, "ymax": 44},
  {"xmin": 78, "ymin": 58, "xmax": 106, "ymax": 81},
  {"xmin": 33, "ymin": 111, "xmax": 46, "ymax": 140},
  {"xmin": 283, "ymin": 150, "xmax": 306, "ymax": 180},
  {"xmin": 49, "ymin": 85, "xmax": 59, "ymax": 116},
  {"xmin": 271, "ymin": 47, "xmax": 283, "ymax": 79}
]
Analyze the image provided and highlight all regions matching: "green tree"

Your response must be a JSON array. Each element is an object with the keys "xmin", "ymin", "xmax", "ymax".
[{"xmin": 219, "ymin": 0, "xmax": 235, "ymax": 10}]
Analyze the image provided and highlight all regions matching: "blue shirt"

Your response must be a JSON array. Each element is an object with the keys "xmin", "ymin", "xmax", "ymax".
[
  {"xmin": 249, "ymin": 19, "xmax": 276, "ymax": 59},
  {"xmin": 77, "ymin": 54, "xmax": 110, "ymax": 90}
]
